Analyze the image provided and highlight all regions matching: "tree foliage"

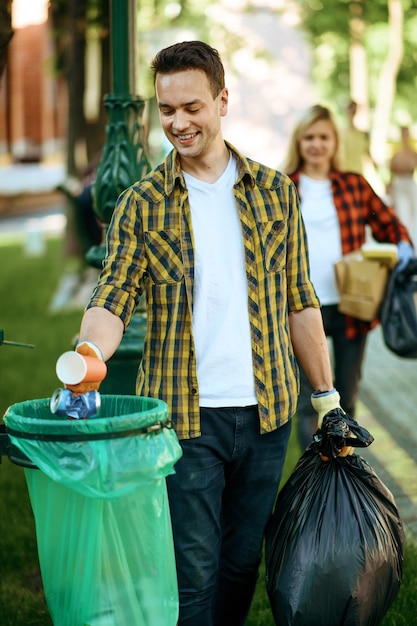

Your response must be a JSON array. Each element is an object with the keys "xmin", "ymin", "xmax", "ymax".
[
  {"xmin": 298, "ymin": 0, "xmax": 417, "ymax": 127},
  {"xmin": 136, "ymin": 0, "xmax": 220, "ymax": 97}
]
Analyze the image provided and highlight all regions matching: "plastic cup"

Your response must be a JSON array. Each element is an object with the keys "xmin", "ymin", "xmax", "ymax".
[{"xmin": 56, "ymin": 351, "xmax": 107, "ymax": 385}]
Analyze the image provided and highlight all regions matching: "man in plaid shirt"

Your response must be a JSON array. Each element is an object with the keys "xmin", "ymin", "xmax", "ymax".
[{"xmin": 70, "ymin": 42, "xmax": 346, "ymax": 625}]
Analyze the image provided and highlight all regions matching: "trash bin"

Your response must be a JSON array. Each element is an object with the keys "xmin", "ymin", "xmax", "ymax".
[{"xmin": 3, "ymin": 395, "xmax": 182, "ymax": 626}]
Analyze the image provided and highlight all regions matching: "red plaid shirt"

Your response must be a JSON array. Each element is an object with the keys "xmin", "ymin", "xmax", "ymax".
[{"xmin": 289, "ymin": 169, "xmax": 412, "ymax": 339}]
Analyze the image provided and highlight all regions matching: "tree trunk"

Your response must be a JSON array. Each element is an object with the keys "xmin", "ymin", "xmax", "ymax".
[
  {"xmin": 84, "ymin": 0, "xmax": 110, "ymax": 164},
  {"xmin": 50, "ymin": 0, "xmax": 110, "ymax": 261},
  {"xmin": 349, "ymin": 0, "xmax": 369, "ymax": 128},
  {"xmin": 370, "ymin": 0, "xmax": 404, "ymax": 165},
  {"xmin": 0, "ymin": 0, "xmax": 13, "ymax": 80}
]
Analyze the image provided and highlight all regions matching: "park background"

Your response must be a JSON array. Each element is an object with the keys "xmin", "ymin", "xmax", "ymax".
[
  {"xmin": 1, "ymin": 1, "xmax": 417, "ymax": 625},
  {"xmin": 2, "ymin": 0, "xmax": 417, "ymax": 190}
]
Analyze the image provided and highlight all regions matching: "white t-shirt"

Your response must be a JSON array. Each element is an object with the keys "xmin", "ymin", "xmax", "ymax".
[
  {"xmin": 183, "ymin": 156, "xmax": 257, "ymax": 407},
  {"xmin": 299, "ymin": 174, "xmax": 342, "ymax": 305}
]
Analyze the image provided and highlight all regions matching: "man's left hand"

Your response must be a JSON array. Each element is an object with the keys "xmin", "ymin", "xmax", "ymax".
[{"xmin": 311, "ymin": 389, "xmax": 354, "ymax": 459}]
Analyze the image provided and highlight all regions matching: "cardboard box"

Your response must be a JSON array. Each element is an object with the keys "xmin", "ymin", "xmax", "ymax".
[
  {"xmin": 334, "ymin": 251, "xmax": 389, "ymax": 321},
  {"xmin": 361, "ymin": 242, "xmax": 398, "ymax": 269}
]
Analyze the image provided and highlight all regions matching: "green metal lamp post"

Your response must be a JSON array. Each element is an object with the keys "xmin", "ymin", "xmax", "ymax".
[{"xmin": 88, "ymin": 0, "xmax": 150, "ymax": 394}]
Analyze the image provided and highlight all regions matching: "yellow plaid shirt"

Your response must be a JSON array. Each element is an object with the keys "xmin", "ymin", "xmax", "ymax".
[{"xmin": 88, "ymin": 143, "xmax": 319, "ymax": 439}]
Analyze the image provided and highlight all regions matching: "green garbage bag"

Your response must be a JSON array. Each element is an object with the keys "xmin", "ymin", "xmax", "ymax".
[{"xmin": 4, "ymin": 395, "xmax": 182, "ymax": 626}]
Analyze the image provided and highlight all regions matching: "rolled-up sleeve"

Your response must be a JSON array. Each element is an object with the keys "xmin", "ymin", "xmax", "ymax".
[{"xmin": 87, "ymin": 187, "xmax": 147, "ymax": 327}]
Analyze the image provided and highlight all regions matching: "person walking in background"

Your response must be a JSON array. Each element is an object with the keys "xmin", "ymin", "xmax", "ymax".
[
  {"xmin": 341, "ymin": 100, "xmax": 379, "ymax": 177},
  {"xmin": 66, "ymin": 43, "xmax": 350, "ymax": 626},
  {"xmin": 282, "ymin": 104, "xmax": 414, "ymax": 451},
  {"xmin": 388, "ymin": 125, "xmax": 417, "ymax": 244}
]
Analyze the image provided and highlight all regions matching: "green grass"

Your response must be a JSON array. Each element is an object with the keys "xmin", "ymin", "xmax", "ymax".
[
  {"xmin": 1, "ymin": 236, "xmax": 416, "ymax": 625},
  {"xmin": 0, "ymin": 236, "xmax": 83, "ymax": 625}
]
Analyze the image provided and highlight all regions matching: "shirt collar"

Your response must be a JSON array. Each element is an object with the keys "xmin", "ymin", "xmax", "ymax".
[{"xmin": 163, "ymin": 141, "xmax": 256, "ymax": 196}]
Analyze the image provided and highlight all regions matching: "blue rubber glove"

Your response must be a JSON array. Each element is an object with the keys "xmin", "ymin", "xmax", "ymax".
[{"xmin": 396, "ymin": 241, "xmax": 414, "ymax": 271}]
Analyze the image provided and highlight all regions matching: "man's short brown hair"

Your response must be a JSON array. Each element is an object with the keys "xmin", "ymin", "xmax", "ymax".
[{"xmin": 150, "ymin": 40, "xmax": 225, "ymax": 99}]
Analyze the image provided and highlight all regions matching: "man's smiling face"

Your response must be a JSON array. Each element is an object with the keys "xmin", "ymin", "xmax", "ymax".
[{"xmin": 156, "ymin": 68, "xmax": 228, "ymax": 162}]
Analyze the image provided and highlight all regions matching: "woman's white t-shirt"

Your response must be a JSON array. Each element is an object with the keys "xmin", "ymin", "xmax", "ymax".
[{"xmin": 299, "ymin": 173, "xmax": 342, "ymax": 305}]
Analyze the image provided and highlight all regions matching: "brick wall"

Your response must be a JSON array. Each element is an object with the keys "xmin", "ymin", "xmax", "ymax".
[{"xmin": 0, "ymin": 16, "xmax": 66, "ymax": 163}]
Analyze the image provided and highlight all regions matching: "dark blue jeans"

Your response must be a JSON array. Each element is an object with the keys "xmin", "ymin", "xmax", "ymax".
[
  {"xmin": 166, "ymin": 405, "xmax": 291, "ymax": 626},
  {"xmin": 297, "ymin": 305, "xmax": 368, "ymax": 450}
]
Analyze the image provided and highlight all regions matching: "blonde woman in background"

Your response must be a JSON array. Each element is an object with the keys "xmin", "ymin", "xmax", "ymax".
[{"xmin": 283, "ymin": 104, "xmax": 413, "ymax": 450}]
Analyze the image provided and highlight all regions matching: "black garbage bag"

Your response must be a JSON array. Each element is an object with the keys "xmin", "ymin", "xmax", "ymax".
[
  {"xmin": 380, "ymin": 257, "xmax": 417, "ymax": 358},
  {"xmin": 265, "ymin": 410, "xmax": 405, "ymax": 626}
]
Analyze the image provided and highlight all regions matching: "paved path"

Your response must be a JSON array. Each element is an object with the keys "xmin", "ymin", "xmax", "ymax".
[
  {"xmin": 358, "ymin": 326, "xmax": 417, "ymax": 540},
  {"xmin": 0, "ymin": 162, "xmax": 65, "ymax": 195},
  {"xmin": 0, "ymin": 205, "xmax": 66, "ymax": 241}
]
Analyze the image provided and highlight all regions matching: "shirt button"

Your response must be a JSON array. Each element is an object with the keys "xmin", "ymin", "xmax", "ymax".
[{"xmin": 191, "ymin": 388, "xmax": 197, "ymax": 395}]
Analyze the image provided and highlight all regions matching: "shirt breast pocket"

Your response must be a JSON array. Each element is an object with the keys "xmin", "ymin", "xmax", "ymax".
[
  {"xmin": 144, "ymin": 229, "xmax": 184, "ymax": 284},
  {"xmin": 259, "ymin": 220, "xmax": 287, "ymax": 273}
]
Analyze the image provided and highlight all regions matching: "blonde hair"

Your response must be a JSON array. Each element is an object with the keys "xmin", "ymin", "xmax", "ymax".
[{"xmin": 282, "ymin": 104, "xmax": 342, "ymax": 174}]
